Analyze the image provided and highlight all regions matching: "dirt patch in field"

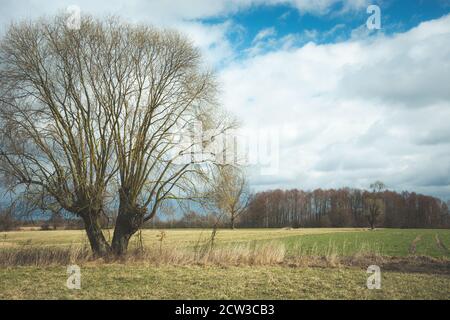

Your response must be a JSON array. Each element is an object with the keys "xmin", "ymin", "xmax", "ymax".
[
  {"xmin": 409, "ymin": 235, "xmax": 422, "ymax": 255},
  {"xmin": 285, "ymin": 255, "xmax": 450, "ymax": 275},
  {"xmin": 435, "ymin": 234, "xmax": 449, "ymax": 254},
  {"xmin": 355, "ymin": 255, "xmax": 450, "ymax": 275}
]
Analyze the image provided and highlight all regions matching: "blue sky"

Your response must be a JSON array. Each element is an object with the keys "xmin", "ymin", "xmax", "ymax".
[
  {"xmin": 1, "ymin": 0, "xmax": 450, "ymax": 201},
  {"xmin": 196, "ymin": 0, "xmax": 450, "ymax": 61}
]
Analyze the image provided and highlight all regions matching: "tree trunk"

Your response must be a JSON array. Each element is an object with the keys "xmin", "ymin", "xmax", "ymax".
[
  {"xmin": 230, "ymin": 215, "xmax": 235, "ymax": 230},
  {"xmin": 111, "ymin": 213, "xmax": 134, "ymax": 255},
  {"xmin": 111, "ymin": 199, "xmax": 143, "ymax": 255},
  {"xmin": 82, "ymin": 214, "xmax": 111, "ymax": 257},
  {"xmin": 368, "ymin": 213, "xmax": 375, "ymax": 230}
]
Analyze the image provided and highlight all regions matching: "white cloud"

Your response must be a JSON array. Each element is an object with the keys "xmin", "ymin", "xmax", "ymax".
[
  {"xmin": 0, "ymin": 0, "xmax": 243, "ymax": 68},
  {"xmin": 289, "ymin": 0, "xmax": 369, "ymax": 15},
  {"xmin": 253, "ymin": 27, "xmax": 277, "ymax": 43},
  {"xmin": 219, "ymin": 14, "xmax": 450, "ymax": 199},
  {"xmin": 0, "ymin": 0, "xmax": 371, "ymax": 27},
  {"xmin": 0, "ymin": 0, "xmax": 373, "ymax": 67},
  {"xmin": 174, "ymin": 20, "xmax": 237, "ymax": 67}
]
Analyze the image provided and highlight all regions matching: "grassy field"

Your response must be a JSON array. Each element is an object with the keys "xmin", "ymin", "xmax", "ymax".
[
  {"xmin": 1, "ymin": 265, "xmax": 449, "ymax": 300},
  {"xmin": 1, "ymin": 228, "xmax": 449, "ymax": 257},
  {"xmin": 0, "ymin": 228, "xmax": 361, "ymax": 248},
  {"xmin": 0, "ymin": 228, "xmax": 449, "ymax": 300}
]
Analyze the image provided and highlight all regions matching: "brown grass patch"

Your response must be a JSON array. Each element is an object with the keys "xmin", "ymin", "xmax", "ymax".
[
  {"xmin": 0, "ymin": 246, "xmax": 92, "ymax": 267},
  {"xmin": 1, "ymin": 241, "xmax": 448, "ymax": 276}
]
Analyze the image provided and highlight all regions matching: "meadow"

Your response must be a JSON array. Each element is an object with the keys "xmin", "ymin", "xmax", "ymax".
[
  {"xmin": 0, "ymin": 228, "xmax": 449, "ymax": 300},
  {"xmin": 1, "ymin": 228, "xmax": 449, "ymax": 257}
]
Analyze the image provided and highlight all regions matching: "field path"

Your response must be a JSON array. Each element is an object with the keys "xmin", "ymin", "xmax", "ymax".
[
  {"xmin": 409, "ymin": 235, "xmax": 422, "ymax": 255},
  {"xmin": 435, "ymin": 234, "xmax": 449, "ymax": 253}
]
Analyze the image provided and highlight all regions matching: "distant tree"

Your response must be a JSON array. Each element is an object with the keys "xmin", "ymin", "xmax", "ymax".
[
  {"xmin": 329, "ymin": 189, "xmax": 352, "ymax": 227},
  {"xmin": 0, "ymin": 205, "xmax": 18, "ymax": 231},
  {"xmin": 364, "ymin": 181, "xmax": 386, "ymax": 229},
  {"xmin": 160, "ymin": 203, "xmax": 177, "ymax": 229},
  {"xmin": 443, "ymin": 202, "xmax": 450, "ymax": 227},
  {"xmin": 363, "ymin": 195, "xmax": 384, "ymax": 230},
  {"xmin": 348, "ymin": 188, "xmax": 364, "ymax": 226},
  {"xmin": 49, "ymin": 211, "xmax": 65, "ymax": 230},
  {"xmin": 370, "ymin": 181, "xmax": 386, "ymax": 193},
  {"xmin": 207, "ymin": 166, "xmax": 249, "ymax": 229}
]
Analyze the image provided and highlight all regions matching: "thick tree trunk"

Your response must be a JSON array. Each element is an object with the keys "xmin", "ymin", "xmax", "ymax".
[
  {"xmin": 81, "ymin": 214, "xmax": 111, "ymax": 257},
  {"xmin": 111, "ymin": 198, "xmax": 144, "ymax": 255},
  {"xmin": 111, "ymin": 213, "xmax": 135, "ymax": 255}
]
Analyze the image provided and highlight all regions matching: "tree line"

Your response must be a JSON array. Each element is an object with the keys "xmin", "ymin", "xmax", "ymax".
[
  {"xmin": 240, "ymin": 187, "xmax": 450, "ymax": 229},
  {"xmin": 2, "ymin": 185, "xmax": 449, "ymax": 231}
]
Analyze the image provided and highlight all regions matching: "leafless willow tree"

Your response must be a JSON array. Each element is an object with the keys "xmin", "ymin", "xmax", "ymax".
[
  {"xmin": 106, "ymin": 20, "xmax": 233, "ymax": 255},
  {"xmin": 364, "ymin": 181, "xmax": 386, "ymax": 230},
  {"xmin": 0, "ymin": 15, "xmax": 232, "ymax": 256},
  {"xmin": 206, "ymin": 165, "xmax": 249, "ymax": 229},
  {"xmin": 363, "ymin": 197, "xmax": 384, "ymax": 230}
]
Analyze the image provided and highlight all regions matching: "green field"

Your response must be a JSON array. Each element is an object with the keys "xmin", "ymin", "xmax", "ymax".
[{"xmin": 0, "ymin": 228, "xmax": 449, "ymax": 300}]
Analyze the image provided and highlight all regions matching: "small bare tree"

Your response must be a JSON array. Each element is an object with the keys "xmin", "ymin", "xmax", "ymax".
[
  {"xmin": 0, "ymin": 204, "xmax": 18, "ymax": 231},
  {"xmin": 207, "ymin": 166, "xmax": 249, "ymax": 229},
  {"xmin": 363, "ymin": 196, "xmax": 384, "ymax": 230},
  {"xmin": 370, "ymin": 181, "xmax": 386, "ymax": 193},
  {"xmin": 364, "ymin": 181, "xmax": 386, "ymax": 230}
]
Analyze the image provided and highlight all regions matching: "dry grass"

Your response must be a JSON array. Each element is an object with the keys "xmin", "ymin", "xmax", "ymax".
[
  {"xmin": 0, "ymin": 241, "xmax": 332, "ymax": 267},
  {"xmin": 2, "ymin": 228, "xmax": 449, "ymax": 258},
  {"xmin": 0, "ymin": 242, "xmax": 286, "ymax": 267},
  {"xmin": 1, "ymin": 229, "xmax": 449, "ymax": 300},
  {"xmin": 0, "ymin": 228, "xmax": 364, "ymax": 249},
  {"xmin": 0, "ymin": 246, "xmax": 92, "ymax": 267},
  {"xmin": 1, "ymin": 229, "xmax": 448, "ymax": 276},
  {"xmin": 3, "ymin": 239, "xmax": 447, "ymax": 275},
  {"xmin": 2, "ymin": 264, "xmax": 449, "ymax": 300}
]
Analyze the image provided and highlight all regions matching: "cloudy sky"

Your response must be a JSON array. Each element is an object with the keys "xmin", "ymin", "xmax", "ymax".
[{"xmin": 1, "ymin": 0, "xmax": 450, "ymax": 200}]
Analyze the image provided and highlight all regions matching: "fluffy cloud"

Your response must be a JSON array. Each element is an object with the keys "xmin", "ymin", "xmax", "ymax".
[
  {"xmin": 0, "ymin": 0, "xmax": 371, "ymax": 66},
  {"xmin": 219, "ymin": 14, "xmax": 450, "ymax": 199},
  {"xmin": 0, "ymin": 0, "xmax": 242, "ymax": 67},
  {"xmin": 0, "ymin": 0, "xmax": 370, "ymax": 24}
]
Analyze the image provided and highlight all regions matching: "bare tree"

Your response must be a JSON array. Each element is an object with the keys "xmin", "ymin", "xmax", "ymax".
[
  {"xmin": 370, "ymin": 181, "xmax": 386, "ymax": 193},
  {"xmin": 160, "ymin": 203, "xmax": 177, "ymax": 228},
  {"xmin": 364, "ymin": 181, "xmax": 386, "ymax": 230},
  {"xmin": 0, "ymin": 204, "xmax": 18, "ymax": 231},
  {"xmin": 0, "ymin": 15, "xmax": 230, "ymax": 256},
  {"xmin": 363, "ymin": 196, "xmax": 384, "ymax": 230},
  {"xmin": 0, "ymin": 16, "xmax": 119, "ymax": 255},
  {"xmin": 207, "ymin": 166, "xmax": 249, "ymax": 229},
  {"xmin": 101, "ymin": 21, "xmax": 230, "ymax": 255}
]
